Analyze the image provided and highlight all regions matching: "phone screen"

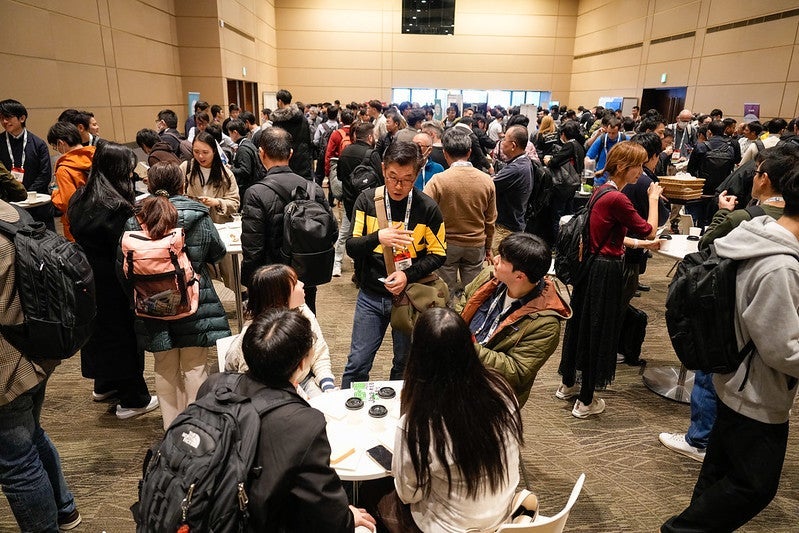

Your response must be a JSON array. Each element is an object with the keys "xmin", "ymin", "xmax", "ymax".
[{"xmin": 366, "ymin": 445, "xmax": 393, "ymax": 472}]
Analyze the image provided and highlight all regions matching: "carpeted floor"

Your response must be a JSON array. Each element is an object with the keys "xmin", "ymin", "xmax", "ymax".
[{"xmin": 1, "ymin": 251, "xmax": 798, "ymax": 532}]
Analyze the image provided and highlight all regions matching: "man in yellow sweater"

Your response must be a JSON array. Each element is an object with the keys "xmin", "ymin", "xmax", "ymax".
[{"xmin": 424, "ymin": 126, "xmax": 496, "ymax": 299}]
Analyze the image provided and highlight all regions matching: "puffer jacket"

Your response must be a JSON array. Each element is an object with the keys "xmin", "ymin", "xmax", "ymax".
[
  {"xmin": 122, "ymin": 196, "xmax": 230, "ymax": 352},
  {"xmin": 52, "ymin": 145, "xmax": 95, "ymax": 241},
  {"xmin": 271, "ymin": 104, "xmax": 313, "ymax": 179},
  {"xmin": 456, "ymin": 267, "xmax": 572, "ymax": 406}
]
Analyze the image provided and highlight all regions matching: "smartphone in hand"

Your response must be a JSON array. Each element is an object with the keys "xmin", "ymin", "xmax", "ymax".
[{"xmin": 366, "ymin": 445, "xmax": 393, "ymax": 472}]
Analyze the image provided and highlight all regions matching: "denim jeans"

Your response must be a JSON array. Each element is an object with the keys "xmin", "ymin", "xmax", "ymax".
[
  {"xmin": 341, "ymin": 289, "xmax": 411, "ymax": 388},
  {"xmin": 334, "ymin": 211, "xmax": 352, "ymax": 267},
  {"xmin": 685, "ymin": 370, "xmax": 716, "ymax": 449},
  {"xmin": 0, "ymin": 379, "xmax": 76, "ymax": 533}
]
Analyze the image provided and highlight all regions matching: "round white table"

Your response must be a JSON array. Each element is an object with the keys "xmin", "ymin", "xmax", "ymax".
[
  {"xmin": 309, "ymin": 380, "xmax": 403, "ymax": 482},
  {"xmin": 11, "ymin": 193, "xmax": 51, "ymax": 209},
  {"xmin": 214, "ymin": 222, "xmax": 244, "ymax": 330}
]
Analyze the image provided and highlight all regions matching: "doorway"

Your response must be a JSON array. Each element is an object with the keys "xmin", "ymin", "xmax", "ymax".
[
  {"xmin": 227, "ymin": 79, "xmax": 258, "ymax": 113},
  {"xmin": 640, "ymin": 87, "xmax": 687, "ymax": 124}
]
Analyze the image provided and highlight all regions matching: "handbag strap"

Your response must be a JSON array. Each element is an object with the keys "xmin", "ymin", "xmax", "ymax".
[{"xmin": 373, "ymin": 186, "xmax": 396, "ymax": 274}]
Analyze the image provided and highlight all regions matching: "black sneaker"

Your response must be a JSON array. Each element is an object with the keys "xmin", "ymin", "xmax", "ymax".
[{"xmin": 58, "ymin": 509, "xmax": 82, "ymax": 531}]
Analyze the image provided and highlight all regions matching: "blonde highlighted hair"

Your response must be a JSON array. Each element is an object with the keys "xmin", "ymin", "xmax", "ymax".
[{"xmin": 604, "ymin": 141, "xmax": 648, "ymax": 177}]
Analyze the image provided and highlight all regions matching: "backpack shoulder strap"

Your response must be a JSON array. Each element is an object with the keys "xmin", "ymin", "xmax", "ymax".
[
  {"xmin": 744, "ymin": 205, "xmax": 766, "ymax": 219},
  {"xmin": 754, "ymin": 139, "xmax": 765, "ymax": 152},
  {"xmin": 0, "ymin": 206, "xmax": 28, "ymax": 238},
  {"xmin": 373, "ymin": 186, "xmax": 396, "ymax": 274},
  {"xmin": 262, "ymin": 178, "xmax": 292, "ymax": 205}
]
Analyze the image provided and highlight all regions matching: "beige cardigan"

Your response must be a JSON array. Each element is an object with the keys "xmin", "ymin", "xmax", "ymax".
[{"xmin": 180, "ymin": 160, "xmax": 240, "ymax": 224}]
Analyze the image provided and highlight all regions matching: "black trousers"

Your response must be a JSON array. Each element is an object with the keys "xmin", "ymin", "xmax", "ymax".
[{"xmin": 661, "ymin": 400, "xmax": 789, "ymax": 532}]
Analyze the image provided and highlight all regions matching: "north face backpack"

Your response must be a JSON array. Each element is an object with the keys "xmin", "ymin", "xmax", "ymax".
[
  {"xmin": 553, "ymin": 187, "xmax": 614, "ymax": 285},
  {"xmin": 699, "ymin": 142, "xmax": 735, "ymax": 189},
  {"xmin": 120, "ymin": 227, "xmax": 199, "ymax": 320},
  {"xmin": 0, "ymin": 209, "xmax": 96, "ymax": 360},
  {"xmin": 133, "ymin": 373, "xmax": 299, "ymax": 533},
  {"xmin": 264, "ymin": 180, "xmax": 338, "ymax": 286},
  {"xmin": 665, "ymin": 244, "xmax": 756, "ymax": 375}
]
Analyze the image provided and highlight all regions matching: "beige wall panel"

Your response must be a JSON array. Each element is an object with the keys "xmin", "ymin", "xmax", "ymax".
[
  {"xmin": 50, "ymin": 13, "xmax": 105, "ymax": 65},
  {"xmin": 457, "ymin": 0, "xmax": 560, "ymax": 16},
  {"xmin": 121, "ymin": 106, "xmax": 174, "ymax": 140},
  {"xmin": 276, "ymin": 31, "xmax": 381, "ymax": 52},
  {"xmin": 570, "ymin": 65, "xmax": 640, "ymax": 89},
  {"xmin": 706, "ymin": 0, "xmax": 799, "ymax": 27},
  {"xmin": 646, "ymin": 38, "xmax": 694, "ymax": 63},
  {"xmin": 643, "ymin": 59, "xmax": 691, "ymax": 86},
  {"xmin": 97, "ymin": 0, "xmax": 111, "ymax": 26},
  {"xmin": 255, "ymin": 64, "xmax": 279, "ymax": 85},
  {"xmin": 702, "ymin": 19, "xmax": 797, "ymax": 57},
  {"xmin": 780, "ymin": 83, "xmax": 799, "ymax": 119},
  {"xmin": 389, "ymin": 35, "xmax": 557, "ymax": 55},
  {"xmin": 572, "ymin": 47, "xmax": 643, "ymax": 72},
  {"xmin": 0, "ymin": 1, "xmax": 53, "ymax": 58},
  {"xmin": 175, "ymin": 0, "xmax": 217, "ymax": 18},
  {"xmin": 113, "ymin": 31, "xmax": 180, "ymax": 75},
  {"xmin": 14, "ymin": 0, "xmax": 100, "ymax": 22},
  {"xmin": 255, "ymin": 41, "xmax": 278, "ymax": 66},
  {"xmin": 105, "ymin": 68, "xmax": 122, "ymax": 107},
  {"xmin": 1, "ymin": 56, "xmax": 61, "ymax": 109},
  {"xmin": 574, "ymin": 19, "xmax": 646, "ymax": 55},
  {"xmin": 391, "ymin": 70, "xmax": 554, "ymax": 90},
  {"xmin": 389, "ymin": 51, "xmax": 555, "ymax": 74},
  {"xmin": 697, "ymin": 47, "xmax": 792, "ymax": 86},
  {"xmin": 654, "ymin": 0, "xmax": 698, "ymax": 13},
  {"xmin": 789, "ymin": 45, "xmax": 799, "ymax": 82},
  {"xmin": 55, "ymin": 63, "xmax": 111, "ymax": 108},
  {"xmin": 278, "ymin": 67, "xmax": 381, "ymax": 88},
  {"xmin": 651, "ymin": 2, "xmax": 701, "ymax": 39},
  {"xmin": 555, "ymin": 37, "xmax": 576, "ymax": 56},
  {"xmin": 179, "ymin": 77, "xmax": 225, "ymax": 108},
  {"xmin": 456, "ymin": 14, "xmax": 559, "ymax": 38},
  {"xmin": 178, "ymin": 48, "xmax": 222, "ymax": 78},
  {"xmin": 693, "ymin": 83, "xmax": 786, "ymax": 119},
  {"xmin": 575, "ymin": 0, "xmax": 648, "ymax": 36},
  {"xmin": 220, "ymin": 50, "xmax": 259, "ymax": 79},
  {"xmin": 100, "ymin": 26, "xmax": 116, "ymax": 68},
  {"xmin": 140, "ymin": 0, "xmax": 175, "ymax": 15},
  {"xmin": 256, "ymin": 0, "xmax": 277, "ymax": 27},
  {"xmin": 557, "ymin": 15, "xmax": 578, "ymax": 38},
  {"xmin": 109, "ymin": 0, "xmax": 177, "ymax": 44},
  {"xmin": 278, "ymin": 49, "xmax": 381, "ymax": 70},
  {"xmin": 176, "ymin": 17, "xmax": 221, "ymax": 48},
  {"xmin": 255, "ymin": 25, "xmax": 277, "ymax": 44},
  {"xmin": 553, "ymin": 54, "xmax": 574, "ymax": 73},
  {"xmin": 219, "ymin": 1, "xmax": 257, "ymax": 36},
  {"xmin": 117, "ymin": 70, "xmax": 182, "ymax": 107},
  {"xmin": 275, "ymin": 7, "xmax": 386, "ymax": 32},
  {"xmin": 220, "ymin": 30, "xmax": 258, "ymax": 57}
]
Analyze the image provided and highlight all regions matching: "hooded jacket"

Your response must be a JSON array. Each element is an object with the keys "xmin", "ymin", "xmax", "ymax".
[
  {"xmin": 457, "ymin": 268, "xmax": 572, "ymax": 406},
  {"xmin": 271, "ymin": 104, "xmax": 313, "ymax": 179},
  {"xmin": 713, "ymin": 216, "xmax": 799, "ymax": 424},
  {"xmin": 52, "ymin": 145, "xmax": 95, "ymax": 241},
  {"xmin": 147, "ymin": 141, "xmax": 181, "ymax": 167}
]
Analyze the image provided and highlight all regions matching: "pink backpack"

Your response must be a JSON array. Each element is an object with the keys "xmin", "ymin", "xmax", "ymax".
[{"xmin": 120, "ymin": 226, "xmax": 199, "ymax": 320}]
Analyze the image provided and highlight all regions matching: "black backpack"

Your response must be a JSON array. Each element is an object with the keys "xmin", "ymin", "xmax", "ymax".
[
  {"xmin": 134, "ymin": 373, "xmax": 299, "ymax": 533},
  {"xmin": 0, "ymin": 209, "xmax": 95, "ymax": 360},
  {"xmin": 526, "ymin": 158, "xmax": 554, "ymax": 222},
  {"xmin": 715, "ymin": 159, "xmax": 756, "ymax": 208},
  {"xmin": 348, "ymin": 151, "xmax": 383, "ymax": 197},
  {"xmin": 553, "ymin": 187, "xmax": 614, "ymax": 285},
  {"xmin": 665, "ymin": 244, "xmax": 756, "ymax": 375},
  {"xmin": 699, "ymin": 141, "xmax": 735, "ymax": 188},
  {"xmin": 265, "ymin": 180, "xmax": 338, "ymax": 286}
]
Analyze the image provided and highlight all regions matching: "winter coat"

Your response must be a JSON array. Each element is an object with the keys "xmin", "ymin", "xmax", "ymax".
[
  {"xmin": 180, "ymin": 160, "xmax": 240, "ymax": 224},
  {"xmin": 69, "ymin": 187, "xmax": 141, "ymax": 380},
  {"xmin": 122, "ymin": 196, "xmax": 230, "ymax": 352},
  {"xmin": 457, "ymin": 267, "xmax": 572, "ymax": 406},
  {"xmin": 230, "ymin": 137, "xmax": 263, "ymax": 200},
  {"xmin": 271, "ymin": 104, "xmax": 314, "ymax": 179},
  {"xmin": 147, "ymin": 142, "xmax": 181, "ymax": 167},
  {"xmin": 52, "ymin": 146, "xmax": 95, "ymax": 241}
]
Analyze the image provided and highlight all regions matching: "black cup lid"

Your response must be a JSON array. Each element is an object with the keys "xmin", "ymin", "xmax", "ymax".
[
  {"xmin": 368, "ymin": 404, "xmax": 388, "ymax": 418},
  {"xmin": 378, "ymin": 386, "xmax": 396, "ymax": 399},
  {"xmin": 345, "ymin": 397, "xmax": 364, "ymax": 410}
]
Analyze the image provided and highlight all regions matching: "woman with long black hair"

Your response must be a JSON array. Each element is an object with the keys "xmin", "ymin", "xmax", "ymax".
[
  {"xmin": 68, "ymin": 142, "xmax": 158, "ymax": 418},
  {"xmin": 374, "ymin": 307, "xmax": 525, "ymax": 532}
]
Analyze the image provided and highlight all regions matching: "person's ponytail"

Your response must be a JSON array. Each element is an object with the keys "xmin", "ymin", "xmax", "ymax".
[{"xmin": 141, "ymin": 162, "xmax": 184, "ymax": 239}]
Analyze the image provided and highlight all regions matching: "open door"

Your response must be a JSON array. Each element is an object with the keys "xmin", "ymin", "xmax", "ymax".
[{"xmin": 640, "ymin": 87, "xmax": 687, "ymax": 124}]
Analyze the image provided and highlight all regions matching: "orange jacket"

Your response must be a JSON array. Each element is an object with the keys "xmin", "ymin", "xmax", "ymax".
[{"xmin": 52, "ymin": 146, "xmax": 95, "ymax": 241}]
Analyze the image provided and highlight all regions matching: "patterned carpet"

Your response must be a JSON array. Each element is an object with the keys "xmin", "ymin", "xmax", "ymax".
[{"xmin": 1, "ymin": 252, "xmax": 798, "ymax": 532}]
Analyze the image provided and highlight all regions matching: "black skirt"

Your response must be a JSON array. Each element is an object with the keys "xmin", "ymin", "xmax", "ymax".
[{"xmin": 559, "ymin": 255, "xmax": 624, "ymax": 389}]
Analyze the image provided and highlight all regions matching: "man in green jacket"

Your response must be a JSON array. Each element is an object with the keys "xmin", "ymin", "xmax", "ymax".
[{"xmin": 456, "ymin": 232, "xmax": 571, "ymax": 406}]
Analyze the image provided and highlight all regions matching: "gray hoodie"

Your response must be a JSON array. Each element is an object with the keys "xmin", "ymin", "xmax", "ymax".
[{"xmin": 713, "ymin": 216, "xmax": 799, "ymax": 424}]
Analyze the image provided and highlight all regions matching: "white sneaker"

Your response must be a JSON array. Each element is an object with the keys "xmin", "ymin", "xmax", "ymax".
[
  {"xmin": 92, "ymin": 389, "xmax": 118, "ymax": 402},
  {"xmin": 555, "ymin": 383, "xmax": 580, "ymax": 400},
  {"xmin": 332, "ymin": 263, "xmax": 342, "ymax": 277},
  {"xmin": 116, "ymin": 396, "xmax": 159, "ymax": 420},
  {"xmin": 658, "ymin": 432, "xmax": 706, "ymax": 462},
  {"xmin": 572, "ymin": 398, "xmax": 605, "ymax": 418},
  {"xmin": 616, "ymin": 352, "xmax": 625, "ymax": 364}
]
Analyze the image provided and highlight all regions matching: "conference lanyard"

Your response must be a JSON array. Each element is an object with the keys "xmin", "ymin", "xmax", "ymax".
[
  {"xmin": 6, "ymin": 129, "xmax": 27, "ymax": 170},
  {"xmin": 385, "ymin": 187, "xmax": 414, "ymax": 270},
  {"xmin": 385, "ymin": 187, "xmax": 413, "ymax": 230}
]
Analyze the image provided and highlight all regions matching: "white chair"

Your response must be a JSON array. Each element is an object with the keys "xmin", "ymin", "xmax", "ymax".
[
  {"xmin": 497, "ymin": 473, "xmax": 585, "ymax": 533},
  {"xmin": 215, "ymin": 335, "xmax": 238, "ymax": 372}
]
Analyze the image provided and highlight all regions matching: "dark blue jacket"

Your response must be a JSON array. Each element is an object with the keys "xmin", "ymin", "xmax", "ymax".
[
  {"xmin": 493, "ymin": 154, "xmax": 532, "ymax": 231},
  {"xmin": 0, "ymin": 130, "xmax": 53, "ymax": 226}
]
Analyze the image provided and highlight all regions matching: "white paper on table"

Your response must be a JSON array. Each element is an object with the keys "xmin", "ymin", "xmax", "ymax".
[
  {"xmin": 328, "ymin": 431, "xmax": 363, "ymax": 471},
  {"xmin": 313, "ymin": 399, "xmax": 349, "ymax": 421}
]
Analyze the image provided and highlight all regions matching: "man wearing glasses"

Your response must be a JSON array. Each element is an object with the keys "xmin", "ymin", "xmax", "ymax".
[
  {"xmin": 342, "ymin": 141, "xmax": 447, "ymax": 387},
  {"xmin": 154, "ymin": 109, "xmax": 183, "ymax": 158},
  {"xmin": 489, "ymin": 125, "xmax": 532, "ymax": 255}
]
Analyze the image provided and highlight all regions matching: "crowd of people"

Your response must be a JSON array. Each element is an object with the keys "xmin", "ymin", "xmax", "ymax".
[{"xmin": 1, "ymin": 91, "xmax": 799, "ymax": 532}]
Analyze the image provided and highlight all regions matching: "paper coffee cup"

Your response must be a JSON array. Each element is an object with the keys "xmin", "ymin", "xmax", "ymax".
[
  {"xmin": 659, "ymin": 238, "xmax": 671, "ymax": 252},
  {"xmin": 688, "ymin": 227, "xmax": 701, "ymax": 237},
  {"xmin": 27, "ymin": 191, "xmax": 37, "ymax": 202}
]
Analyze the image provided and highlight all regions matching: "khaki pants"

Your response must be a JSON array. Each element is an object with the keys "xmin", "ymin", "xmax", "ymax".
[
  {"xmin": 492, "ymin": 225, "xmax": 514, "ymax": 256},
  {"xmin": 153, "ymin": 346, "xmax": 208, "ymax": 430}
]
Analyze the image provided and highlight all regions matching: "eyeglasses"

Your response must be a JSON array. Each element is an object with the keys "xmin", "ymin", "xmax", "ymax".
[{"xmin": 386, "ymin": 176, "xmax": 415, "ymax": 187}]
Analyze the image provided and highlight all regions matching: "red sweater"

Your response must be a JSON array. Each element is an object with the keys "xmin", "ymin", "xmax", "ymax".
[{"xmin": 588, "ymin": 184, "xmax": 651, "ymax": 257}]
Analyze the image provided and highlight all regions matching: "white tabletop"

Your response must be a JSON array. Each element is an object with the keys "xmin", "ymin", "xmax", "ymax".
[
  {"xmin": 310, "ymin": 380, "xmax": 403, "ymax": 481},
  {"xmin": 214, "ymin": 222, "xmax": 242, "ymax": 254},
  {"xmin": 11, "ymin": 193, "xmax": 51, "ymax": 209},
  {"xmin": 656, "ymin": 234, "xmax": 699, "ymax": 260}
]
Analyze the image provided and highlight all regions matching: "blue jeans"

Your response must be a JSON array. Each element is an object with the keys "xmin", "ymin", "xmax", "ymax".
[
  {"xmin": 341, "ymin": 289, "xmax": 411, "ymax": 388},
  {"xmin": 685, "ymin": 370, "xmax": 716, "ymax": 449},
  {"xmin": 0, "ymin": 379, "xmax": 76, "ymax": 533}
]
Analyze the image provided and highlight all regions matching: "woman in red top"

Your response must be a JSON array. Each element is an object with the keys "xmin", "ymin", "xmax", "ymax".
[{"xmin": 557, "ymin": 142, "xmax": 662, "ymax": 418}]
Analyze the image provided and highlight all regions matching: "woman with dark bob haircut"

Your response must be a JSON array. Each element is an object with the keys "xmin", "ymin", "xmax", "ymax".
[{"xmin": 369, "ymin": 307, "xmax": 526, "ymax": 532}]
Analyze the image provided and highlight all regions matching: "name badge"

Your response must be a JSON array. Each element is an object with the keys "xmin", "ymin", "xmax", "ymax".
[
  {"xmin": 10, "ymin": 167, "xmax": 23, "ymax": 182},
  {"xmin": 394, "ymin": 248, "xmax": 412, "ymax": 271}
]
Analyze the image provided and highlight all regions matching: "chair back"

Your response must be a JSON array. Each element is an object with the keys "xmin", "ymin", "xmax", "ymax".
[{"xmin": 496, "ymin": 473, "xmax": 585, "ymax": 533}]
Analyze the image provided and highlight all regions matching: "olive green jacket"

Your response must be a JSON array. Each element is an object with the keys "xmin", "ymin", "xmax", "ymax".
[{"xmin": 456, "ymin": 267, "xmax": 571, "ymax": 406}]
